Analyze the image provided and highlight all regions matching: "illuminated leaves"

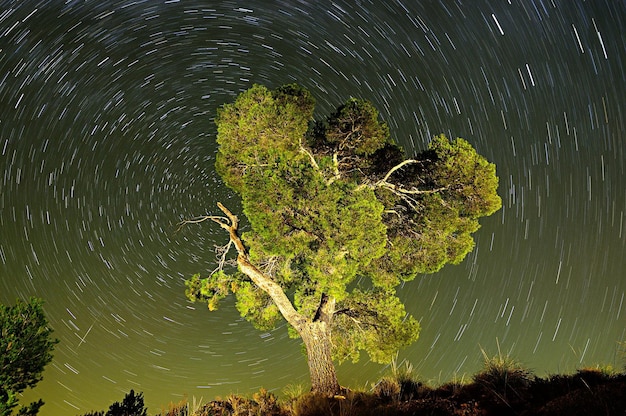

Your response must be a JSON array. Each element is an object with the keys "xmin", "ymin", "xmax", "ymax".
[
  {"xmin": 234, "ymin": 282, "xmax": 281, "ymax": 331},
  {"xmin": 185, "ymin": 271, "xmax": 233, "ymax": 311},
  {"xmin": 322, "ymin": 97, "xmax": 390, "ymax": 156},
  {"xmin": 429, "ymin": 134, "xmax": 502, "ymax": 218},
  {"xmin": 333, "ymin": 289, "xmax": 420, "ymax": 364}
]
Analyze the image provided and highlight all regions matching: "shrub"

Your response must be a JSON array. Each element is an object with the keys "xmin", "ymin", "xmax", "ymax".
[
  {"xmin": 155, "ymin": 398, "xmax": 188, "ymax": 416},
  {"xmin": 292, "ymin": 391, "xmax": 381, "ymax": 416},
  {"xmin": 436, "ymin": 373, "xmax": 471, "ymax": 399},
  {"xmin": 281, "ymin": 383, "xmax": 306, "ymax": 402},
  {"xmin": 373, "ymin": 377, "xmax": 401, "ymax": 403},
  {"xmin": 193, "ymin": 389, "xmax": 286, "ymax": 416},
  {"xmin": 473, "ymin": 347, "xmax": 533, "ymax": 408},
  {"xmin": 373, "ymin": 357, "xmax": 423, "ymax": 402},
  {"xmin": 155, "ymin": 395, "xmax": 204, "ymax": 416}
]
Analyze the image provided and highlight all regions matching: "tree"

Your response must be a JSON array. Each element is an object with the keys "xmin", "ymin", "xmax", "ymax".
[
  {"xmin": 0, "ymin": 298, "xmax": 58, "ymax": 416},
  {"xmin": 183, "ymin": 84, "xmax": 502, "ymax": 395},
  {"xmin": 80, "ymin": 389, "xmax": 148, "ymax": 416},
  {"xmin": 105, "ymin": 390, "xmax": 147, "ymax": 416},
  {"xmin": 79, "ymin": 389, "xmax": 148, "ymax": 416}
]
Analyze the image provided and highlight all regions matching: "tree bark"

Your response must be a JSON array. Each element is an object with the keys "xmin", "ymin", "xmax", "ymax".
[{"xmin": 300, "ymin": 321, "xmax": 341, "ymax": 395}]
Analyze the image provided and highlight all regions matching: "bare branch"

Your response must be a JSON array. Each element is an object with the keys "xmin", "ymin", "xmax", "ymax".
[
  {"xmin": 384, "ymin": 209, "xmax": 401, "ymax": 219},
  {"xmin": 300, "ymin": 144, "xmax": 343, "ymax": 186},
  {"xmin": 375, "ymin": 159, "xmax": 447, "ymax": 197},
  {"xmin": 379, "ymin": 182, "xmax": 448, "ymax": 195},
  {"xmin": 216, "ymin": 202, "xmax": 238, "ymax": 228},
  {"xmin": 378, "ymin": 159, "xmax": 419, "ymax": 185},
  {"xmin": 211, "ymin": 240, "xmax": 234, "ymax": 275},
  {"xmin": 326, "ymin": 151, "xmax": 341, "ymax": 185},
  {"xmin": 212, "ymin": 202, "xmax": 308, "ymax": 330},
  {"xmin": 176, "ymin": 215, "xmax": 229, "ymax": 233},
  {"xmin": 300, "ymin": 145, "xmax": 320, "ymax": 170},
  {"xmin": 334, "ymin": 308, "xmax": 380, "ymax": 330}
]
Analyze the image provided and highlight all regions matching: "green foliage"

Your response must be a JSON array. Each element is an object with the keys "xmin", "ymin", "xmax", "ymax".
[
  {"xmin": 215, "ymin": 84, "xmax": 314, "ymax": 193},
  {"xmin": 322, "ymin": 97, "xmax": 390, "ymax": 156},
  {"xmin": 368, "ymin": 134, "xmax": 502, "ymax": 284},
  {"xmin": 185, "ymin": 271, "xmax": 234, "ymax": 311},
  {"xmin": 0, "ymin": 298, "xmax": 58, "ymax": 416},
  {"xmin": 234, "ymin": 281, "xmax": 281, "ymax": 330},
  {"xmin": 429, "ymin": 134, "xmax": 501, "ymax": 217},
  {"xmin": 332, "ymin": 289, "xmax": 420, "ymax": 364},
  {"xmin": 187, "ymin": 84, "xmax": 501, "ymax": 371}
]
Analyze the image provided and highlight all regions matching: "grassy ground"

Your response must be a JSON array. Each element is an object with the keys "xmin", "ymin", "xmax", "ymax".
[{"xmin": 151, "ymin": 359, "xmax": 626, "ymax": 416}]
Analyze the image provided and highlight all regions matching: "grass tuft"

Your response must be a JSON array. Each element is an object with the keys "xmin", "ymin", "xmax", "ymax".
[
  {"xmin": 372, "ymin": 356, "xmax": 425, "ymax": 403},
  {"xmin": 473, "ymin": 344, "xmax": 533, "ymax": 409}
]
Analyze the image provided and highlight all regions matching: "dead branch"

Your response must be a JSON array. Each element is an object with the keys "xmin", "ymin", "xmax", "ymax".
[
  {"xmin": 378, "ymin": 159, "xmax": 419, "ymax": 185},
  {"xmin": 376, "ymin": 159, "xmax": 447, "ymax": 197},
  {"xmin": 300, "ymin": 145, "xmax": 320, "ymax": 170},
  {"xmin": 212, "ymin": 240, "xmax": 234, "ymax": 275},
  {"xmin": 176, "ymin": 215, "xmax": 230, "ymax": 233}
]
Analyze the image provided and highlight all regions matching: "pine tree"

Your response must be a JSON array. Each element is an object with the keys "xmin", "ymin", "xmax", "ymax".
[{"xmin": 183, "ymin": 84, "xmax": 502, "ymax": 394}]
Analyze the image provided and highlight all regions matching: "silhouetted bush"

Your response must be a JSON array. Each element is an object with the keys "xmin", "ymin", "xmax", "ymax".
[
  {"xmin": 193, "ymin": 388, "xmax": 286, "ymax": 416},
  {"xmin": 106, "ymin": 390, "xmax": 147, "ymax": 416},
  {"xmin": 79, "ymin": 390, "xmax": 147, "ymax": 416}
]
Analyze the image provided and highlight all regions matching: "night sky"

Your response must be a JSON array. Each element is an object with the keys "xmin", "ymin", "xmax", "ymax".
[{"xmin": 1, "ymin": 1, "xmax": 625, "ymax": 414}]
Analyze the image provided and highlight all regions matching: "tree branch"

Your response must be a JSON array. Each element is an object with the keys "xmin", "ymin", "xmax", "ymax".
[
  {"xmin": 300, "ymin": 145, "xmax": 320, "ymax": 170},
  {"xmin": 300, "ymin": 144, "xmax": 343, "ymax": 186},
  {"xmin": 379, "ymin": 182, "xmax": 448, "ymax": 195},
  {"xmin": 213, "ymin": 202, "xmax": 308, "ymax": 331},
  {"xmin": 176, "ymin": 215, "xmax": 230, "ymax": 233},
  {"xmin": 375, "ymin": 159, "xmax": 447, "ymax": 197},
  {"xmin": 334, "ymin": 308, "xmax": 381, "ymax": 330},
  {"xmin": 326, "ymin": 152, "xmax": 341, "ymax": 185},
  {"xmin": 378, "ymin": 159, "xmax": 419, "ymax": 185},
  {"xmin": 214, "ymin": 240, "xmax": 234, "ymax": 274}
]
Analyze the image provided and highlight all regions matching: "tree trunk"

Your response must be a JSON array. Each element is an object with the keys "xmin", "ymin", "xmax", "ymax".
[{"xmin": 300, "ymin": 321, "xmax": 341, "ymax": 395}]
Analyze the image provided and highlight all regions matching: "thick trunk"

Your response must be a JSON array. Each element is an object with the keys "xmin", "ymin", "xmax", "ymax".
[{"xmin": 300, "ymin": 321, "xmax": 341, "ymax": 395}]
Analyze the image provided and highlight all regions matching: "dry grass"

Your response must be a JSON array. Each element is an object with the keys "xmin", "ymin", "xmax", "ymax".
[
  {"xmin": 115, "ymin": 353, "xmax": 626, "ymax": 416},
  {"xmin": 473, "ymin": 345, "xmax": 533, "ymax": 406}
]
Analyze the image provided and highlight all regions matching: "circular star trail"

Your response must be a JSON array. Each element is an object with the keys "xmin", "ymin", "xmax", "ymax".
[{"xmin": 1, "ymin": 1, "xmax": 625, "ymax": 414}]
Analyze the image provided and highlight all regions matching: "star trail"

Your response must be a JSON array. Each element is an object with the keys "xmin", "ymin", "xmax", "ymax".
[{"xmin": 1, "ymin": 1, "xmax": 625, "ymax": 414}]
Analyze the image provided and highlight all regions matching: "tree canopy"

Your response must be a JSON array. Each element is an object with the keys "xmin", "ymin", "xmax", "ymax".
[
  {"xmin": 0, "ymin": 298, "xmax": 58, "ymax": 416},
  {"xmin": 184, "ymin": 84, "xmax": 501, "ymax": 393}
]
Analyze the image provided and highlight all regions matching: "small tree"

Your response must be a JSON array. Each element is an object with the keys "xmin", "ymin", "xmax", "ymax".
[
  {"xmin": 183, "ymin": 84, "xmax": 501, "ymax": 395},
  {"xmin": 105, "ymin": 390, "xmax": 147, "ymax": 416},
  {"xmin": 0, "ymin": 298, "xmax": 58, "ymax": 416},
  {"xmin": 80, "ymin": 389, "xmax": 148, "ymax": 416}
]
